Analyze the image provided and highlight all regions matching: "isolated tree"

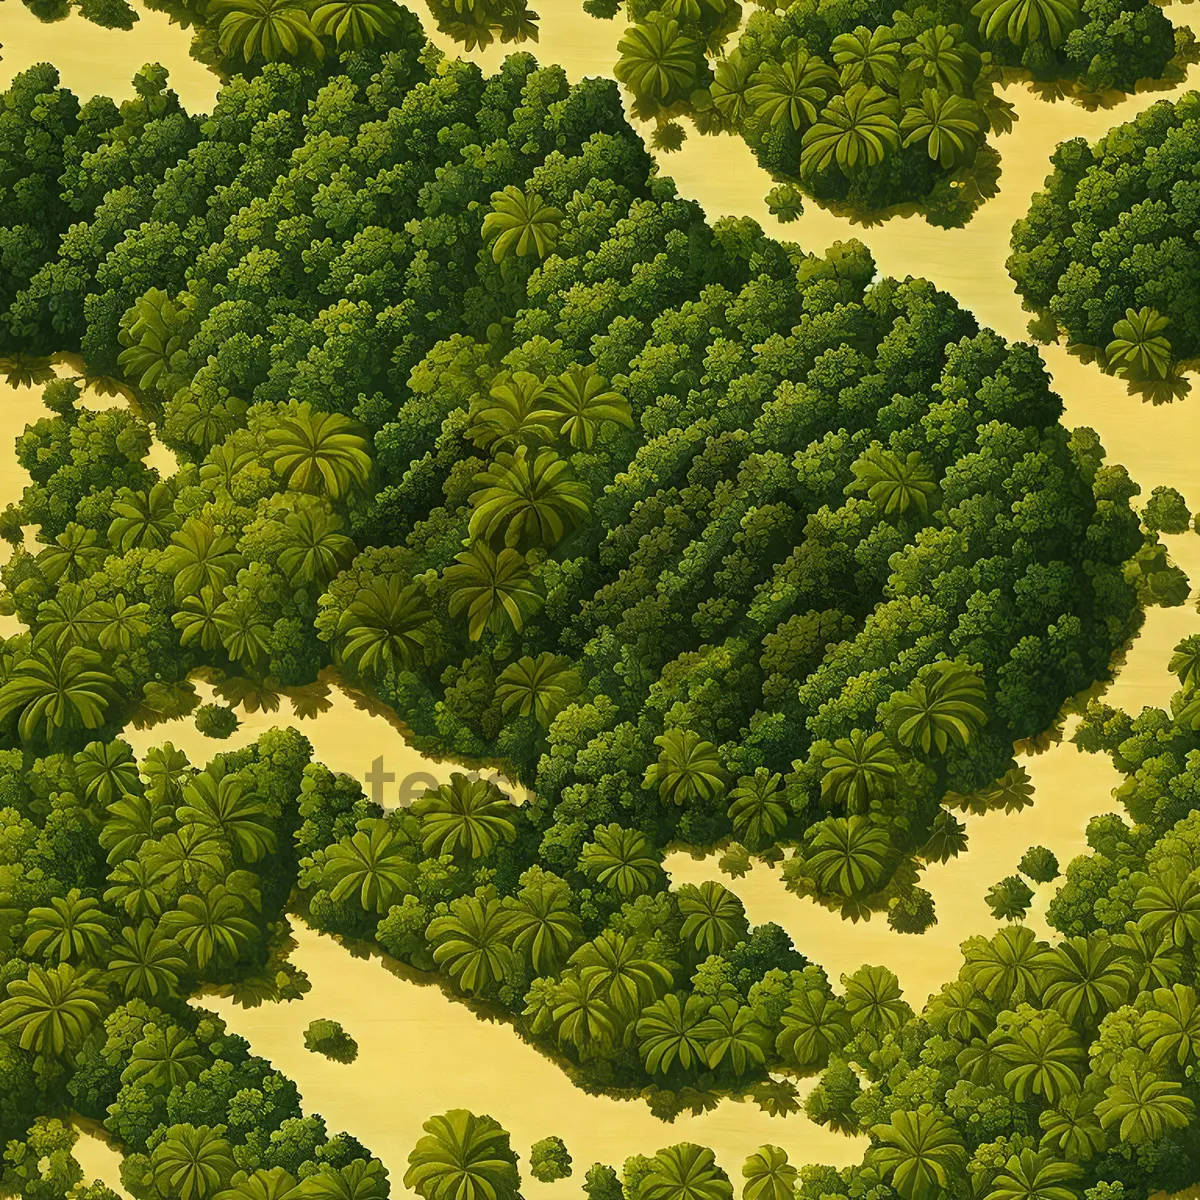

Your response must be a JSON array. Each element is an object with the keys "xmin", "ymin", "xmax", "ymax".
[{"xmin": 404, "ymin": 1110, "xmax": 520, "ymax": 1200}]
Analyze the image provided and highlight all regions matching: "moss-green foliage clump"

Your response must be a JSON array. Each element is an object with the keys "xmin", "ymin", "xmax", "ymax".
[{"xmin": 304, "ymin": 1017, "xmax": 359, "ymax": 1062}]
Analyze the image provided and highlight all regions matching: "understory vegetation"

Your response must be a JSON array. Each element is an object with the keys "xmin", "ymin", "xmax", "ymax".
[{"xmin": 1010, "ymin": 90, "xmax": 1200, "ymax": 403}]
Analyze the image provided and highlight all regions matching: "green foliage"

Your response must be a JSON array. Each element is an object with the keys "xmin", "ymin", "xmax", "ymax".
[
  {"xmin": 986, "ymin": 874, "xmax": 1035, "ymax": 921},
  {"xmin": 303, "ymin": 1018, "xmax": 359, "ymax": 1063},
  {"xmin": 529, "ymin": 1135, "xmax": 572, "ymax": 1182},
  {"xmin": 404, "ymin": 1109, "xmax": 521, "ymax": 1200}
]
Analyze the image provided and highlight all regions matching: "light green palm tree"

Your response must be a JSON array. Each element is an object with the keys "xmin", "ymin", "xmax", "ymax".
[
  {"xmin": 277, "ymin": 504, "xmax": 355, "ymax": 588},
  {"xmin": 109, "ymin": 481, "xmax": 179, "ymax": 551},
  {"xmin": 178, "ymin": 769, "xmax": 276, "ymax": 863},
  {"xmin": 709, "ymin": 50, "xmax": 754, "ymax": 124},
  {"xmin": 891, "ymin": 661, "xmax": 987, "ymax": 756},
  {"xmin": 95, "ymin": 594, "xmax": 152, "ymax": 654},
  {"xmin": 0, "ymin": 644, "xmax": 115, "ymax": 744},
  {"xmin": 641, "ymin": 1144, "xmax": 733, "ymax": 1200},
  {"xmin": 746, "ymin": 51, "xmax": 838, "ymax": 131},
  {"xmin": 614, "ymin": 15, "xmax": 700, "ymax": 110},
  {"xmin": 335, "ymin": 575, "xmax": 431, "ymax": 679},
  {"xmin": 801, "ymin": 85, "xmax": 901, "ymax": 176},
  {"xmin": 903, "ymin": 24, "xmax": 975, "ymax": 92},
  {"xmin": 869, "ymin": 1106, "xmax": 965, "ymax": 1200},
  {"xmin": 467, "ymin": 372, "xmax": 556, "ymax": 449},
  {"xmin": 551, "ymin": 967, "xmax": 619, "ymax": 1055},
  {"xmin": 843, "ymin": 964, "xmax": 911, "ymax": 1040},
  {"xmin": 163, "ymin": 885, "xmax": 257, "ymax": 969},
  {"xmin": 993, "ymin": 1011, "xmax": 1085, "ymax": 1104},
  {"xmin": 1096, "ymin": 1068, "xmax": 1195, "ymax": 1143},
  {"xmin": 0, "ymin": 962, "xmax": 105, "ymax": 1062},
  {"xmin": 847, "ymin": 446, "xmax": 938, "ymax": 517},
  {"xmin": 1135, "ymin": 870, "xmax": 1200, "ymax": 949},
  {"xmin": 831, "ymin": 25, "xmax": 901, "ymax": 89},
  {"xmin": 37, "ymin": 523, "xmax": 107, "ymax": 585},
  {"xmin": 173, "ymin": 587, "xmax": 224, "ymax": 654},
  {"xmin": 468, "ymin": 445, "xmax": 590, "ymax": 549},
  {"xmin": 900, "ymin": 90, "xmax": 983, "ymax": 168},
  {"xmin": 321, "ymin": 820, "xmax": 416, "ymax": 913},
  {"xmin": 695, "ymin": 997, "xmax": 770, "ymax": 1076},
  {"xmin": 741, "ymin": 1146, "xmax": 796, "ymax": 1200},
  {"xmin": 1105, "ymin": 306, "xmax": 1172, "ymax": 380},
  {"xmin": 1038, "ymin": 1093, "xmax": 1106, "ymax": 1163},
  {"xmin": 503, "ymin": 874, "xmax": 582, "ymax": 975},
  {"xmin": 775, "ymin": 988, "xmax": 850, "ymax": 1069},
  {"xmin": 579, "ymin": 824, "xmax": 662, "ymax": 896},
  {"xmin": 23, "ymin": 889, "xmax": 111, "ymax": 964},
  {"xmin": 971, "ymin": 0, "xmax": 1078, "ymax": 45},
  {"xmin": 412, "ymin": 774, "xmax": 517, "ymax": 860},
  {"xmin": 644, "ymin": 728, "xmax": 726, "ymax": 805},
  {"xmin": 106, "ymin": 920, "xmax": 187, "ymax": 1002},
  {"xmin": 444, "ymin": 543, "xmax": 542, "ymax": 640},
  {"xmin": 266, "ymin": 403, "xmax": 372, "ymax": 499},
  {"xmin": 1042, "ymin": 933, "xmax": 1132, "ymax": 1030},
  {"xmin": 308, "ymin": 0, "xmax": 400, "ymax": 46},
  {"xmin": 545, "ymin": 365, "xmax": 632, "ymax": 450},
  {"xmin": 637, "ymin": 991, "xmax": 711, "ymax": 1075},
  {"xmin": 568, "ymin": 929, "xmax": 673, "ymax": 1018},
  {"xmin": 495, "ymin": 652, "xmax": 580, "ymax": 727},
  {"xmin": 426, "ymin": 889, "xmax": 515, "ymax": 996},
  {"xmin": 677, "ymin": 880, "xmax": 748, "ymax": 956},
  {"xmin": 211, "ymin": 0, "xmax": 322, "ymax": 61},
  {"xmin": 162, "ymin": 519, "xmax": 242, "ymax": 602},
  {"xmin": 149, "ymin": 1124, "xmax": 237, "ymax": 1200},
  {"xmin": 481, "ymin": 188, "xmax": 563, "ymax": 264},
  {"xmin": 986, "ymin": 1149, "xmax": 1082, "ymax": 1200},
  {"xmin": 122, "ymin": 1023, "xmax": 207, "ymax": 1091},
  {"xmin": 404, "ymin": 1110, "xmax": 520, "ymax": 1200},
  {"xmin": 1138, "ymin": 983, "xmax": 1200, "ymax": 1069},
  {"xmin": 803, "ymin": 815, "xmax": 893, "ymax": 901},
  {"xmin": 75, "ymin": 738, "xmax": 140, "ymax": 809},
  {"xmin": 100, "ymin": 790, "xmax": 174, "ymax": 866},
  {"xmin": 819, "ymin": 729, "xmax": 899, "ymax": 812},
  {"xmin": 727, "ymin": 768, "xmax": 788, "ymax": 850}
]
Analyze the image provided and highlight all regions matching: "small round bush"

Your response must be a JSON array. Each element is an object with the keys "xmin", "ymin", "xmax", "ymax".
[
  {"xmin": 583, "ymin": 1164, "xmax": 622, "ymax": 1200},
  {"xmin": 1019, "ymin": 845, "xmax": 1060, "ymax": 884},
  {"xmin": 986, "ymin": 875, "xmax": 1034, "ymax": 921},
  {"xmin": 1142, "ymin": 486, "xmax": 1191, "ymax": 534},
  {"xmin": 303, "ymin": 1018, "xmax": 358, "ymax": 1063},
  {"xmin": 529, "ymin": 1136, "xmax": 572, "ymax": 1182},
  {"xmin": 194, "ymin": 702, "xmax": 239, "ymax": 739}
]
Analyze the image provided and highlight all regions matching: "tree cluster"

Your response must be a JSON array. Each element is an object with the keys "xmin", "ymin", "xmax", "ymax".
[
  {"xmin": 1010, "ymin": 90, "xmax": 1200, "ymax": 402},
  {"xmin": 598, "ymin": 0, "xmax": 1194, "ymax": 224}
]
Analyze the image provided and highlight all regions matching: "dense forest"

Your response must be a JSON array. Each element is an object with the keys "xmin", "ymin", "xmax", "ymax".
[
  {"xmin": 0, "ymin": 33, "xmax": 1185, "ymax": 933},
  {"xmin": 1010, "ymin": 89, "xmax": 1200, "ymax": 403},
  {"xmin": 594, "ymin": 0, "xmax": 1196, "ymax": 223},
  {"xmin": 1, "ymin": 1, "xmax": 1199, "ymax": 1197}
]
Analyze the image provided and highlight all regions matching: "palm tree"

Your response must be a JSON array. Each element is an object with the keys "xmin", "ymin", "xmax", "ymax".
[
  {"xmin": 162, "ymin": 519, "xmax": 242, "ymax": 602},
  {"xmin": 746, "ymin": 51, "xmax": 838, "ymax": 132},
  {"xmin": 1114, "ymin": 920, "xmax": 1183, "ymax": 991},
  {"xmin": 106, "ymin": 920, "xmax": 187, "ymax": 1002},
  {"xmin": 23, "ymin": 889, "xmax": 111, "ymax": 964},
  {"xmin": 920, "ymin": 809, "xmax": 969, "ymax": 863},
  {"xmin": 869, "ymin": 1107, "xmax": 965, "ymax": 1200},
  {"xmin": 495, "ymin": 652, "xmax": 580, "ymax": 727},
  {"xmin": 801, "ymin": 85, "xmax": 901, "ymax": 176},
  {"xmin": 847, "ymin": 446, "xmax": 938, "ymax": 518},
  {"xmin": 1105, "ymin": 306, "xmax": 1172, "ymax": 380},
  {"xmin": 709, "ymin": 50, "xmax": 754, "ymax": 124},
  {"xmin": 1097, "ymin": 1068, "xmax": 1195, "ymax": 1143},
  {"xmin": 293, "ymin": 1159, "xmax": 389, "ymax": 1198},
  {"xmin": 34, "ymin": 586, "xmax": 104, "ymax": 652},
  {"xmin": 105, "ymin": 858, "xmax": 168, "ymax": 920},
  {"xmin": 467, "ymin": 372, "xmax": 557, "ymax": 449},
  {"xmin": 677, "ymin": 880, "xmax": 748, "ymax": 957},
  {"xmin": 727, "ymin": 769, "xmax": 788, "ymax": 850},
  {"xmin": 551, "ymin": 968, "xmax": 619, "ymax": 1055},
  {"xmin": 412, "ymin": 774, "xmax": 517, "ymax": 860},
  {"xmin": 94, "ymin": 594, "xmax": 152, "ymax": 654},
  {"xmin": 903, "ymin": 24, "xmax": 974, "ymax": 92},
  {"xmin": 545, "ymin": 365, "xmax": 632, "ymax": 450},
  {"xmin": 142, "ymin": 742, "xmax": 193, "ymax": 802},
  {"xmin": 0, "ymin": 962, "xmax": 105, "ymax": 1061},
  {"xmin": 986, "ymin": 1149, "xmax": 1082, "ymax": 1200},
  {"xmin": 962, "ymin": 924, "xmax": 1055, "ymax": 1006},
  {"xmin": 1038, "ymin": 1093, "xmax": 1106, "ymax": 1163},
  {"xmin": 644, "ymin": 728, "xmax": 726, "ymax": 805},
  {"xmin": 37, "ymin": 523, "xmax": 107, "ymax": 585},
  {"xmin": 216, "ymin": 1167, "xmax": 299, "ymax": 1200},
  {"xmin": 843, "ymin": 964, "xmax": 910, "ymax": 1040},
  {"xmin": 266, "ymin": 403, "xmax": 372, "ymax": 499},
  {"xmin": 118, "ymin": 287, "xmax": 194, "ymax": 394},
  {"xmin": 890, "ymin": 661, "xmax": 987, "ymax": 756},
  {"xmin": 774, "ymin": 988, "xmax": 850, "ymax": 1070},
  {"xmin": 75, "ymin": 738, "xmax": 140, "ymax": 809},
  {"xmin": 0, "ymin": 352, "xmax": 55, "ymax": 388},
  {"xmin": 579, "ymin": 823, "xmax": 662, "ymax": 896},
  {"xmin": 1042, "ymin": 933, "xmax": 1132, "ymax": 1030},
  {"xmin": 1169, "ymin": 634, "xmax": 1200, "ymax": 691},
  {"xmin": 831, "ymin": 25, "xmax": 901, "ymax": 89},
  {"xmin": 335, "ymin": 575, "xmax": 431, "ymax": 679},
  {"xmin": 820, "ymin": 730, "xmax": 899, "ymax": 812},
  {"xmin": 614, "ymin": 16, "xmax": 700, "ymax": 112},
  {"xmin": 481, "ymin": 188, "xmax": 562, "ymax": 264},
  {"xmin": 972, "ymin": 0, "xmax": 1078, "ymax": 46},
  {"xmin": 469, "ymin": 445, "xmax": 590, "ymax": 549},
  {"xmin": 178, "ymin": 769, "xmax": 276, "ymax": 863},
  {"xmin": 696, "ymin": 997, "xmax": 770, "ymax": 1076},
  {"xmin": 1135, "ymin": 870, "xmax": 1200, "ymax": 949},
  {"xmin": 210, "ymin": 0, "xmax": 323, "ymax": 62},
  {"xmin": 927, "ymin": 978, "xmax": 992, "ymax": 1041},
  {"xmin": 568, "ymin": 930, "xmax": 673, "ymax": 1018},
  {"xmin": 123, "ymin": 1023, "xmax": 207, "ymax": 1091},
  {"xmin": 320, "ymin": 820, "xmax": 416, "ymax": 913},
  {"xmin": 308, "ymin": 0, "xmax": 400, "ymax": 46},
  {"xmin": 214, "ymin": 597, "xmax": 272, "ymax": 671},
  {"xmin": 163, "ymin": 885, "xmax": 257, "ymax": 970},
  {"xmin": 741, "ymin": 1146, "xmax": 795, "ymax": 1200},
  {"xmin": 641, "ymin": 1144, "xmax": 733, "ymax": 1200},
  {"xmin": 142, "ymin": 826, "xmax": 228, "ymax": 892},
  {"xmin": 900, "ymin": 90, "xmax": 983, "ymax": 168},
  {"xmin": 201, "ymin": 442, "xmax": 258, "ymax": 494},
  {"xmin": 444, "ymin": 543, "xmax": 542, "ymax": 641},
  {"xmin": 0, "ymin": 644, "xmax": 114, "ymax": 744},
  {"xmin": 150, "ymin": 1124, "xmax": 237, "ymax": 1200},
  {"xmin": 504, "ymin": 876, "xmax": 582, "ymax": 975},
  {"xmin": 803, "ymin": 815, "xmax": 893, "ymax": 902},
  {"xmin": 100, "ymin": 790, "xmax": 174, "ymax": 866},
  {"xmin": 277, "ymin": 505, "xmax": 355, "ymax": 588},
  {"xmin": 994, "ymin": 1012, "xmax": 1085, "ymax": 1105},
  {"xmin": 1138, "ymin": 983, "xmax": 1200, "ymax": 1069},
  {"xmin": 109, "ymin": 481, "xmax": 178, "ymax": 551},
  {"xmin": 426, "ymin": 889, "xmax": 515, "ymax": 995},
  {"xmin": 173, "ymin": 587, "xmax": 224, "ymax": 653},
  {"xmin": 637, "ymin": 991, "xmax": 711, "ymax": 1075},
  {"xmin": 404, "ymin": 1110, "xmax": 520, "ymax": 1200}
]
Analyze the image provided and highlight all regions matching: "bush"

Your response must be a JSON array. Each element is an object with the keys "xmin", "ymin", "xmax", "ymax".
[
  {"xmin": 529, "ymin": 1136, "xmax": 572, "ymax": 1182},
  {"xmin": 303, "ymin": 1019, "xmax": 358, "ymax": 1064},
  {"xmin": 1143, "ymin": 486, "xmax": 1192, "ymax": 535},
  {"xmin": 985, "ymin": 874, "xmax": 1034, "ymax": 920},
  {"xmin": 194, "ymin": 703, "xmax": 239, "ymax": 739},
  {"xmin": 1018, "ymin": 844, "xmax": 1060, "ymax": 883}
]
